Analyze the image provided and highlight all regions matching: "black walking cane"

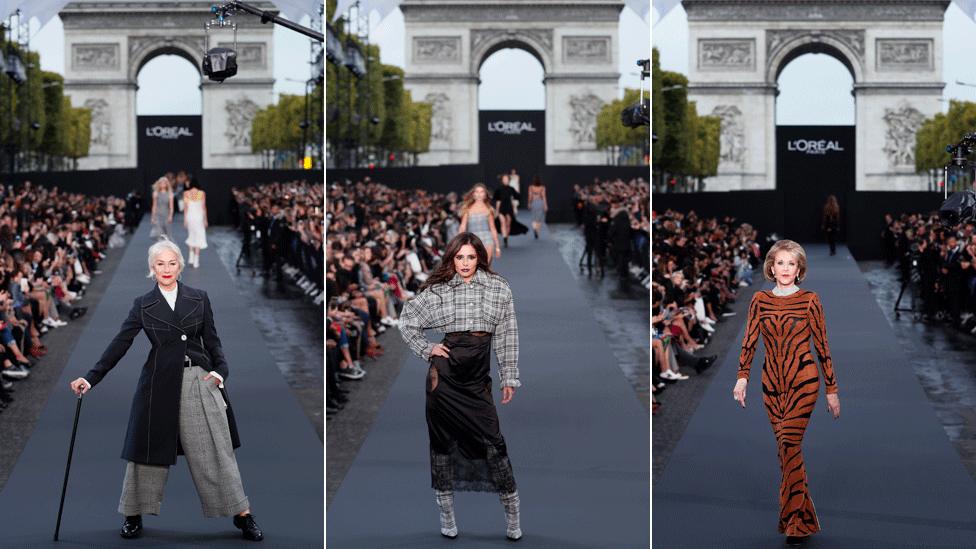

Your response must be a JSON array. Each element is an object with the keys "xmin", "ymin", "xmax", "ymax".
[{"xmin": 54, "ymin": 393, "xmax": 84, "ymax": 541}]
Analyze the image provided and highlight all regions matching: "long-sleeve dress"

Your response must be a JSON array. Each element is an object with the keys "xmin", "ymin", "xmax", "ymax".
[{"xmin": 738, "ymin": 289, "xmax": 838, "ymax": 537}]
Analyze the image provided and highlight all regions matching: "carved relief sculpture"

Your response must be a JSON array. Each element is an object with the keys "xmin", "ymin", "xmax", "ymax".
[
  {"xmin": 424, "ymin": 92, "xmax": 452, "ymax": 143},
  {"xmin": 218, "ymin": 42, "xmax": 266, "ymax": 68},
  {"xmin": 83, "ymin": 98, "xmax": 112, "ymax": 148},
  {"xmin": 225, "ymin": 98, "xmax": 259, "ymax": 148},
  {"xmin": 563, "ymin": 37, "xmax": 610, "ymax": 64},
  {"xmin": 471, "ymin": 29, "xmax": 553, "ymax": 64},
  {"xmin": 569, "ymin": 93, "xmax": 603, "ymax": 146},
  {"xmin": 414, "ymin": 37, "xmax": 461, "ymax": 64},
  {"xmin": 877, "ymin": 39, "xmax": 932, "ymax": 71},
  {"xmin": 72, "ymin": 44, "xmax": 119, "ymax": 70},
  {"xmin": 711, "ymin": 105, "xmax": 746, "ymax": 167},
  {"xmin": 699, "ymin": 39, "xmax": 755, "ymax": 70},
  {"xmin": 882, "ymin": 104, "xmax": 925, "ymax": 167}
]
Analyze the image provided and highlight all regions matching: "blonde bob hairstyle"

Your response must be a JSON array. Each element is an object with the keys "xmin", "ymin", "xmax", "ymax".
[
  {"xmin": 762, "ymin": 239, "xmax": 807, "ymax": 283},
  {"xmin": 146, "ymin": 237, "xmax": 185, "ymax": 280}
]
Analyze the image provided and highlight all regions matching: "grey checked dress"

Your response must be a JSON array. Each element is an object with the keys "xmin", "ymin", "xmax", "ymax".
[{"xmin": 399, "ymin": 269, "xmax": 520, "ymax": 493}]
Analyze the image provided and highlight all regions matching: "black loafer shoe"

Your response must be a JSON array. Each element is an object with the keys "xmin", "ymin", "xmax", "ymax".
[
  {"xmin": 233, "ymin": 513, "xmax": 264, "ymax": 541},
  {"xmin": 785, "ymin": 535, "xmax": 806, "ymax": 546},
  {"xmin": 120, "ymin": 515, "xmax": 142, "ymax": 539}
]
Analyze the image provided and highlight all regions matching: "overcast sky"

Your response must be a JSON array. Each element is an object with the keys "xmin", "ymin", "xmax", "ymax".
[
  {"xmin": 30, "ymin": 14, "xmax": 315, "ymax": 115},
  {"xmin": 370, "ymin": 8, "xmax": 651, "ymax": 110},
  {"xmin": 653, "ymin": 2, "xmax": 976, "ymax": 125}
]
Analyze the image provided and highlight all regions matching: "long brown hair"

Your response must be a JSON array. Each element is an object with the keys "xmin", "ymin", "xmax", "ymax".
[
  {"xmin": 823, "ymin": 194, "xmax": 840, "ymax": 221},
  {"xmin": 460, "ymin": 183, "xmax": 495, "ymax": 217},
  {"xmin": 418, "ymin": 232, "xmax": 499, "ymax": 295}
]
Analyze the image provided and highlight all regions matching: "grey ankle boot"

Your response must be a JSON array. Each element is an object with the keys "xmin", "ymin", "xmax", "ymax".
[
  {"xmin": 499, "ymin": 491, "xmax": 522, "ymax": 541},
  {"xmin": 435, "ymin": 489, "xmax": 458, "ymax": 538}
]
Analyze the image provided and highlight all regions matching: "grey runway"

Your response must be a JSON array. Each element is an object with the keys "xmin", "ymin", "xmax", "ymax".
[
  {"xmin": 653, "ymin": 245, "xmax": 976, "ymax": 548},
  {"xmin": 0, "ymin": 219, "xmax": 323, "ymax": 547},
  {"xmin": 327, "ymin": 229, "xmax": 650, "ymax": 548}
]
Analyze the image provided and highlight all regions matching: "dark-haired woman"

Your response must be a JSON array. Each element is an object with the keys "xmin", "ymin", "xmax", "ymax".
[
  {"xmin": 398, "ymin": 231, "xmax": 522, "ymax": 542},
  {"xmin": 822, "ymin": 195, "xmax": 840, "ymax": 256}
]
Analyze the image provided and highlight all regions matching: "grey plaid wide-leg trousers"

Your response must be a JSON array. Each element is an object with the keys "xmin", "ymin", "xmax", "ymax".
[{"xmin": 118, "ymin": 366, "xmax": 249, "ymax": 517}]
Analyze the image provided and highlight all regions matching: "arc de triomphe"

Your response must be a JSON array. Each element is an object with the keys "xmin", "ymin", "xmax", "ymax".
[
  {"xmin": 400, "ymin": 0, "xmax": 623, "ymax": 166},
  {"xmin": 60, "ymin": 1, "xmax": 277, "ymax": 170},
  {"xmin": 684, "ymin": 0, "xmax": 948, "ymax": 191}
]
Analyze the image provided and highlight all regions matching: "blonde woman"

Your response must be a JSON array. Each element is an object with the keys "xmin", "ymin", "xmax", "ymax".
[
  {"xmin": 68, "ymin": 237, "xmax": 263, "ymax": 541},
  {"xmin": 183, "ymin": 179, "xmax": 208, "ymax": 268},
  {"xmin": 458, "ymin": 183, "xmax": 501, "ymax": 263},
  {"xmin": 150, "ymin": 177, "xmax": 174, "ymax": 239},
  {"xmin": 734, "ymin": 239, "xmax": 840, "ymax": 546}
]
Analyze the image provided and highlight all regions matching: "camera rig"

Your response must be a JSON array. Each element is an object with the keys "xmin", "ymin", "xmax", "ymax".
[{"xmin": 940, "ymin": 133, "xmax": 976, "ymax": 227}]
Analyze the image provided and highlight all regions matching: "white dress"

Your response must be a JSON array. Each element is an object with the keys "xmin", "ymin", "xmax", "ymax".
[{"xmin": 184, "ymin": 192, "xmax": 208, "ymax": 249}]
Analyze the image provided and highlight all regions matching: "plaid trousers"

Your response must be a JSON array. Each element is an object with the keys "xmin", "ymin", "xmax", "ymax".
[{"xmin": 117, "ymin": 365, "xmax": 249, "ymax": 517}]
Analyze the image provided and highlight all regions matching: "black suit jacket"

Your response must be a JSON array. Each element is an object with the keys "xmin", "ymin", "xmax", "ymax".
[{"xmin": 85, "ymin": 282, "xmax": 240, "ymax": 465}]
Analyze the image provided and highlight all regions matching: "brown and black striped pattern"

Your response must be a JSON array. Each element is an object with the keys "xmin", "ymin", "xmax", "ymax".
[{"xmin": 738, "ymin": 289, "xmax": 837, "ymax": 537}]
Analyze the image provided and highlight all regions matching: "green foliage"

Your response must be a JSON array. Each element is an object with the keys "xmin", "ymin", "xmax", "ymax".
[
  {"xmin": 914, "ymin": 101, "xmax": 976, "ymax": 172},
  {"xmin": 595, "ymin": 88, "xmax": 648, "ymax": 149},
  {"xmin": 0, "ymin": 41, "xmax": 91, "ymax": 169},
  {"xmin": 686, "ymin": 101, "xmax": 720, "ymax": 179},
  {"xmin": 652, "ymin": 48, "xmax": 665, "ymax": 165},
  {"xmin": 660, "ymin": 71, "xmax": 690, "ymax": 174},
  {"xmin": 325, "ymin": 25, "xmax": 431, "ymax": 166}
]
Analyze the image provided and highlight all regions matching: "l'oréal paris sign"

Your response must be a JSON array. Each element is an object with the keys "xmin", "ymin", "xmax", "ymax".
[
  {"xmin": 786, "ymin": 139, "xmax": 845, "ymax": 155},
  {"xmin": 487, "ymin": 121, "xmax": 537, "ymax": 136},
  {"xmin": 145, "ymin": 126, "xmax": 194, "ymax": 140}
]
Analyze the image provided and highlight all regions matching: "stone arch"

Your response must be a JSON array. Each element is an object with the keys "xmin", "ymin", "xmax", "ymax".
[
  {"xmin": 684, "ymin": 0, "xmax": 948, "ymax": 191},
  {"xmin": 765, "ymin": 30, "xmax": 864, "ymax": 85},
  {"xmin": 401, "ymin": 0, "xmax": 622, "ymax": 165},
  {"xmin": 128, "ymin": 37, "xmax": 205, "ymax": 83},
  {"xmin": 60, "ymin": 1, "xmax": 277, "ymax": 170},
  {"xmin": 470, "ymin": 32, "xmax": 552, "ymax": 77}
]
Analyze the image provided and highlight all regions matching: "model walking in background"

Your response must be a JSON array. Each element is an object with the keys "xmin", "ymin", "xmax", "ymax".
[
  {"xmin": 527, "ymin": 176, "xmax": 547, "ymax": 239},
  {"xmin": 493, "ymin": 175, "xmax": 518, "ymax": 249},
  {"xmin": 822, "ymin": 195, "xmax": 840, "ymax": 256},
  {"xmin": 733, "ymin": 239, "xmax": 841, "ymax": 547},
  {"xmin": 183, "ymin": 179, "xmax": 209, "ymax": 268},
  {"xmin": 459, "ymin": 183, "xmax": 501, "ymax": 263},
  {"xmin": 399, "ymin": 232, "xmax": 523, "ymax": 542},
  {"xmin": 68, "ymin": 238, "xmax": 263, "ymax": 541},
  {"xmin": 150, "ymin": 177, "xmax": 173, "ymax": 239}
]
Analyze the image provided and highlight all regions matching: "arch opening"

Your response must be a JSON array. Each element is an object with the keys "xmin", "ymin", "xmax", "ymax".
[{"xmin": 776, "ymin": 51, "xmax": 855, "ymax": 126}]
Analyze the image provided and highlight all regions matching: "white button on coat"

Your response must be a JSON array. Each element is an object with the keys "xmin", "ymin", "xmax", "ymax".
[{"xmin": 181, "ymin": 334, "xmax": 187, "ymax": 341}]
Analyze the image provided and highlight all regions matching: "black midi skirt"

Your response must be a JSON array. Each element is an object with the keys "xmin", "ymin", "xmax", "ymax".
[{"xmin": 426, "ymin": 331, "xmax": 517, "ymax": 493}]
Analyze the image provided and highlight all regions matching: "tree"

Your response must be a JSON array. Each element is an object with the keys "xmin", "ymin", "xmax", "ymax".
[
  {"xmin": 687, "ymin": 101, "xmax": 720, "ymax": 184},
  {"xmin": 652, "ymin": 48, "xmax": 665, "ymax": 166},
  {"xmin": 594, "ymin": 88, "xmax": 649, "ymax": 165},
  {"xmin": 659, "ymin": 71, "xmax": 690, "ymax": 176}
]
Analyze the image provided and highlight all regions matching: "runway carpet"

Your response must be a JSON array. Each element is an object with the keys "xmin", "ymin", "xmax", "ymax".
[
  {"xmin": 0, "ymin": 219, "xmax": 323, "ymax": 547},
  {"xmin": 653, "ymin": 244, "xmax": 976, "ymax": 548},
  {"xmin": 327, "ymin": 227, "xmax": 650, "ymax": 548}
]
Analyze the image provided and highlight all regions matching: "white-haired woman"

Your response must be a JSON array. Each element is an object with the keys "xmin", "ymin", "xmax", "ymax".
[
  {"xmin": 150, "ymin": 177, "xmax": 174, "ymax": 239},
  {"xmin": 68, "ymin": 237, "xmax": 263, "ymax": 542}
]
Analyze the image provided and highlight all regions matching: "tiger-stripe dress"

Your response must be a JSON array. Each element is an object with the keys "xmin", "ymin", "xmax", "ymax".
[{"xmin": 738, "ymin": 289, "xmax": 837, "ymax": 537}]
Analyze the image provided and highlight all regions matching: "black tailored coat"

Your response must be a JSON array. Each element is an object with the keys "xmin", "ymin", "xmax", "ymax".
[{"xmin": 84, "ymin": 282, "xmax": 241, "ymax": 466}]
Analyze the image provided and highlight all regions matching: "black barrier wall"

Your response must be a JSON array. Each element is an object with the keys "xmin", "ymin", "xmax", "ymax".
[
  {"xmin": 328, "ymin": 165, "xmax": 648, "ymax": 222},
  {"xmin": 653, "ymin": 190, "xmax": 947, "ymax": 260},
  {"xmin": 3, "ymin": 169, "xmax": 321, "ymax": 226},
  {"xmin": 479, "ymin": 110, "xmax": 545, "ymax": 187}
]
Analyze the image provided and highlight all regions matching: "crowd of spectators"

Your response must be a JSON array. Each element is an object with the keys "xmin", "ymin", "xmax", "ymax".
[
  {"xmin": 651, "ymin": 210, "xmax": 762, "ymax": 414},
  {"xmin": 881, "ymin": 211, "xmax": 976, "ymax": 330},
  {"xmin": 325, "ymin": 176, "xmax": 652, "ymax": 416},
  {"xmin": 571, "ymin": 178, "xmax": 650, "ymax": 291},
  {"xmin": 231, "ymin": 180, "xmax": 324, "ymax": 305},
  {"xmin": 0, "ymin": 180, "xmax": 120, "ymax": 412}
]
